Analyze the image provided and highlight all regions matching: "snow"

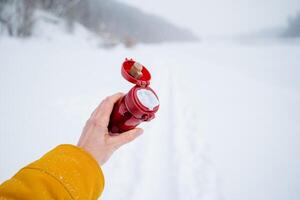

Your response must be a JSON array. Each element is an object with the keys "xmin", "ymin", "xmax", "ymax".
[{"xmin": 0, "ymin": 22, "xmax": 300, "ymax": 200}]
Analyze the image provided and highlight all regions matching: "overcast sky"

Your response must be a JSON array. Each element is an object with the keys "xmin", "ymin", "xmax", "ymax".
[{"xmin": 117, "ymin": 0, "xmax": 300, "ymax": 37}]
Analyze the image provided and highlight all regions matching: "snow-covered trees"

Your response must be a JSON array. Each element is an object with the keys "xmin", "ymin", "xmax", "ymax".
[
  {"xmin": 283, "ymin": 11, "xmax": 300, "ymax": 38},
  {"xmin": 0, "ymin": 0, "xmax": 35, "ymax": 37},
  {"xmin": 0, "ymin": 0, "xmax": 198, "ymax": 44}
]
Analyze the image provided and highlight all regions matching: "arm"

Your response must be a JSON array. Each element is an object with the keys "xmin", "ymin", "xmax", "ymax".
[{"xmin": 0, "ymin": 93, "xmax": 143, "ymax": 200}]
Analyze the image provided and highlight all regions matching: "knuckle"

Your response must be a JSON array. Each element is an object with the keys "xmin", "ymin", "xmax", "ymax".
[
  {"xmin": 87, "ymin": 118, "xmax": 97, "ymax": 125},
  {"xmin": 125, "ymin": 133, "xmax": 135, "ymax": 141},
  {"xmin": 106, "ymin": 96, "xmax": 115, "ymax": 103},
  {"xmin": 102, "ymin": 97, "xmax": 112, "ymax": 105},
  {"xmin": 102, "ymin": 98, "xmax": 109, "ymax": 104},
  {"xmin": 88, "ymin": 118, "xmax": 104, "ymax": 127}
]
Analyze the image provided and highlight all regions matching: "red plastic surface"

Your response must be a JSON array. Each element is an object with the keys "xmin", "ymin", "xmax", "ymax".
[
  {"xmin": 108, "ymin": 96, "xmax": 142, "ymax": 134},
  {"xmin": 121, "ymin": 58, "xmax": 151, "ymax": 87}
]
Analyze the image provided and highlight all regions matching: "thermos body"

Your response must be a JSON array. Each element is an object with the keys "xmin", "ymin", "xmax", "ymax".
[{"xmin": 108, "ymin": 95, "xmax": 138, "ymax": 134}]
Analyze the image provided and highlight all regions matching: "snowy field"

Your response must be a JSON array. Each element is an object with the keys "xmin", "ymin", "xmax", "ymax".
[{"xmin": 0, "ymin": 27, "xmax": 300, "ymax": 200}]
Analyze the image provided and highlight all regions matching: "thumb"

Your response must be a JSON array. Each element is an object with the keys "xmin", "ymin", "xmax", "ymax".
[{"xmin": 111, "ymin": 128, "xmax": 144, "ymax": 148}]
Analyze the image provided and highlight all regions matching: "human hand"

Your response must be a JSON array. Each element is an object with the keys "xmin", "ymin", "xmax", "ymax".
[{"xmin": 77, "ymin": 93, "xmax": 144, "ymax": 166}]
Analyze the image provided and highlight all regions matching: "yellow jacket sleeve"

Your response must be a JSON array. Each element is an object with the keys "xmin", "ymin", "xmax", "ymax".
[{"xmin": 0, "ymin": 144, "xmax": 105, "ymax": 200}]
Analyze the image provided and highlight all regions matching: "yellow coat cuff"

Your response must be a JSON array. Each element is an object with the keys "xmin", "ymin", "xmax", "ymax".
[{"xmin": 25, "ymin": 144, "xmax": 105, "ymax": 199}]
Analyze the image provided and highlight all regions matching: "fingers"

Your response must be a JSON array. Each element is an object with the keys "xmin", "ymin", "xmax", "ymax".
[
  {"xmin": 109, "ymin": 128, "xmax": 144, "ymax": 148},
  {"xmin": 90, "ymin": 92, "xmax": 124, "ymax": 127}
]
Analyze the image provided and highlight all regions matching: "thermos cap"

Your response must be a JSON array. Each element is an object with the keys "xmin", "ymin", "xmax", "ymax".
[{"xmin": 121, "ymin": 58, "xmax": 151, "ymax": 87}]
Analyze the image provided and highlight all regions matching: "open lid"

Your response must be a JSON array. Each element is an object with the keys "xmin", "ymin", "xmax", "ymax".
[{"xmin": 121, "ymin": 58, "xmax": 151, "ymax": 87}]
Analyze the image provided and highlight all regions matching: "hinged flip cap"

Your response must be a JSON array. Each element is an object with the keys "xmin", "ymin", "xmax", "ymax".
[{"xmin": 121, "ymin": 58, "xmax": 151, "ymax": 87}]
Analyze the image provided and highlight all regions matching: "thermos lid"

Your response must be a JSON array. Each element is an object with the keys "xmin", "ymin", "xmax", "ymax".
[{"xmin": 121, "ymin": 58, "xmax": 151, "ymax": 87}]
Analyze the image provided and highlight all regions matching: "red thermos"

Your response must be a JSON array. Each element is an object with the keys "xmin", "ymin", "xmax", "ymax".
[{"xmin": 108, "ymin": 59, "xmax": 160, "ymax": 134}]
